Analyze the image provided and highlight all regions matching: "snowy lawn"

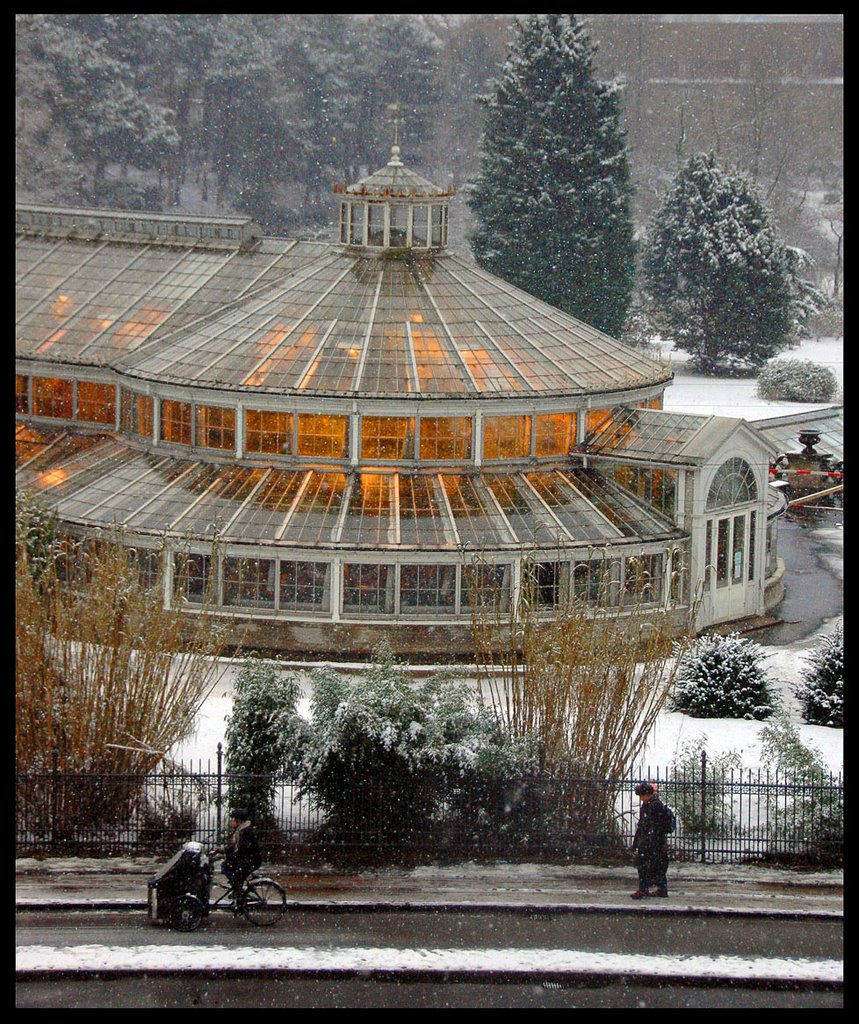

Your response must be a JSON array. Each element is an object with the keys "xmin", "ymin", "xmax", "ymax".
[{"xmin": 658, "ymin": 335, "xmax": 842, "ymax": 420}]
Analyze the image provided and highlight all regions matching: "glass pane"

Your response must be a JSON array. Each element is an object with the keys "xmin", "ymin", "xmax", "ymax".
[
  {"xmin": 483, "ymin": 415, "xmax": 531, "ymax": 460},
  {"xmin": 361, "ymin": 416, "xmax": 415, "ymax": 459},
  {"xmin": 16, "ymin": 375, "xmax": 30, "ymax": 414},
  {"xmin": 399, "ymin": 563, "xmax": 456, "ymax": 616},
  {"xmin": 342, "ymin": 563, "xmax": 394, "ymax": 616},
  {"xmin": 245, "ymin": 409, "xmax": 292, "ymax": 455},
  {"xmin": 419, "ymin": 417, "xmax": 472, "ymax": 460},
  {"xmin": 349, "ymin": 204, "xmax": 364, "ymax": 245},
  {"xmin": 33, "ymin": 377, "xmax": 73, "ymax": 419},
  {"xmin": 748, "ymin": 511, "xmax": 757, "ymax": 581},
  {"xmin": 412, "ymin": 206, "xmax": 428, "ymax": 246},
  {"xmin": 279, "ymin": 560, "xmax": 331, "ymax": 612},
  {"xmin": 389, "ymin": 204, "xmax": 408, "ymax": 246},
  {"xmin": 76, "ymin": 381, "xmax": 116, "ymax": 424},
  {"xmin": 460, "ymin": 563, "xmax": 511, "ymax": 612},
  {"xmin": 160, "ymin": 400, "xmax": 193, "ymax": 445},
  {"xmin": 222, "ymin": 557, "xmax": 275, "ymax": 608},
  {"xmin": 716, "ymin": 518, "xmax": 730, "ymax": 588},
  {"xmin": 732, "ymin": 514, "xmax": 746, "ymax": 584},
  {"xmin": 367, "ymin": 203, "xmax": 385, "ymax": 246},
  {"xmin": 535, "ymin": 413, "xmax": 575, "ymax": 456},
  {"xmin": 296, "ymin": 413, "xmax": 349, "ymax": 458},
  {"xmin": 195, "ymin": 405, "xmax": 235, "ymax": 451}
]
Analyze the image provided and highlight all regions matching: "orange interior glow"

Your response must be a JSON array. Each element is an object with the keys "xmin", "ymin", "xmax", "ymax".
[{"xmin": 38, "ymin": 467, "xmax": 68, "ymax": 488}]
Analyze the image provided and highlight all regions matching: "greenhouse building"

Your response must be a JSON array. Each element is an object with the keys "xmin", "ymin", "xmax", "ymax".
[{"xmin": 15, "ymin": 147, "xmax": 782, "ymax": 655}]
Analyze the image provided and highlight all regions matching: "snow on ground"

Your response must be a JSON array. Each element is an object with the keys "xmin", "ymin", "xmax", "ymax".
[
  {"xmin": 14, "ymin": 944, "xmax": 843, "ymax": 982},
  {"xmin": 171, "ymin": 614, "xmax": 844, "ymax": 779},
  {"xmin": 658, "ymin": 335, "xmax": 842, "ymax": 420}
]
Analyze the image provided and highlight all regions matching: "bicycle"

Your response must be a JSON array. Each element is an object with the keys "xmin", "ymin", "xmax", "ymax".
[{"xmin": 150, "ymin": 842, "xmax": 287, "ymax": 933}]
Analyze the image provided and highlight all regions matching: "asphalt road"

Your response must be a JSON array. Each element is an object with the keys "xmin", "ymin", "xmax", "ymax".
[
  {"xmin": 17, "ymin": 906, "xmax": 843, "ymax": 1008},
  {"xmin": 15, "ymin": 906, "xmax": 845, "ymax": 960}
]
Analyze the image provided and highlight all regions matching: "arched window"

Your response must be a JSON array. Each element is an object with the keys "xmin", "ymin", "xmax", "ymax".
[{"xmin": 706, "ymin": 457, "xmax": 757, "ymax": 510}]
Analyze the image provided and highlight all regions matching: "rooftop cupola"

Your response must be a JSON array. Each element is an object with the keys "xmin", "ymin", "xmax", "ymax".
[{"xmin": 336, "ymin": 145, "xmax": 454, "ymax": 253}]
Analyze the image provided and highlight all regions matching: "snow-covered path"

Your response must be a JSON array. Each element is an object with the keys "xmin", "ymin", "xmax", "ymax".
[{"xmin": 15, "ymin": 943, "xmax": 842, "ymax": 984}]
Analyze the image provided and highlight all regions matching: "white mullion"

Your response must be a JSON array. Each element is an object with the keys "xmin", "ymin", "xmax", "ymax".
[
  {"xmin": 17, "ymin": 241, "xmax": 111, "ymax": 324},
  {"xmin": 14, "ymin": 429, "xmax": 69, "ymax": 473},
  {"xmin": 16, "ymin": 238, "xmax": 68, "ymax": 284},
  {"xmin": 77, "ymin": 244, "xmax": 189, "ymax": 357},
  {"xmin": 274, "ymin": 470, "xmax": 313, "ymax": 542},
  {"xmin": 151, "ymin": 248, "xmax": 337, "ymax": 376},
  {"xmin": 350, "ymin": 270, "xmax": 384, "ymax": 391},
  {"xmin": 435, "ymin": 473, "xmax": 461, "ymax": 547},
  {"xmin": 167, "ymin": 469, "xmax": 229, "ymax": 531},
  {"xmin": 419, "ymin": 278, "xmax": 480, "ymax": 393},
  {"xmin": 83, "ymin": 455, "xmax": 173, "ymax": 517},
  {"xmin": 472, "ymin": 320, "xmax": 532, "ymax": 389},
  {"xmin": 123, "ymin": 462, "xmax": 202, "ymax": 524},
  {"xmin": 528, "ymin": 318, "xmax": 626, "ymax": 380},
  {"xmin": 242, "ymin": 261, "xmax": 356, "ymax": 386},
  {"xmin": 518, "ymin": 471, "xmax": 577, "ymax": 545},
  {"xmin": 330, "ymin": 475, "xmax": 355, "ymax": 544},
  {"xmin": 128, "ymin": 242, "xmax": 303, "ymax": 365},
  {"xmin": 445, "ymin": 262, "xmax": 585, "ymax": 388},
  {"xmin": 219, "ymin": 468, "xmax": 273, "ymax": 537},
  {"xmin": 16, "ymin": 436, "xmax": 117, "ymax": 487},
  {"xmin": 554, "ymin": 469, "xmax": 626, "ymax": 539},
  {"xmin": 294, "ymin": 319, "xmax": 339, "ymax": 389},
  {"xmin": 404, "ymin": 321, "xmax": 421, "ymax": 393},
  {"xmin": 480, "ymin": 475, "xmax": 521, "ymax": 546}
]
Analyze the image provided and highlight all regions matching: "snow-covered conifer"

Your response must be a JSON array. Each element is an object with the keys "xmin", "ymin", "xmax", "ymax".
[
  {"xmin": 467, "ymin": 14, "xmax": 636, "ymax": 336},
  {"xmin": 670, "ymin": 632, "xmax": 776, "ymax": 721},
  {"xmin": 644, "ymin": 152, "xmax": 823, "ymax": 373},
  {"xmin": 794, "ymin": 625, "xmax": 843, "ymax": 728}
]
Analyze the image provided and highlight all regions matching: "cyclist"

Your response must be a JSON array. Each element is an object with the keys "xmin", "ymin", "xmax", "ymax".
[{"xmin": 220, "ymin": 807, "xmax": 262, "ymax": 898}]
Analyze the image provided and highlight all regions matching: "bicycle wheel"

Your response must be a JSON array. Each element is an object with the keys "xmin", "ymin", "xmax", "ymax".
[
  {"xmin": 241, "ymin": 879, "xmax": 286, "ymax": 926},
  {"xmin": 169, "ymin": 894, "xmax": 205, "ymax": 932}
]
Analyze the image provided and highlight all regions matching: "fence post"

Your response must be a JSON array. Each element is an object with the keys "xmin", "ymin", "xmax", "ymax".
[
  {"xmin": 50, "ymin": 744, "xmax": 58, "ymax": 852},
  {"xmin": 216, "ymin": 742, "xmax": 223, "ymax": 843},
  {"xmin": 700, "ymin": 750, "xmax": 707, "ymax": 864}
]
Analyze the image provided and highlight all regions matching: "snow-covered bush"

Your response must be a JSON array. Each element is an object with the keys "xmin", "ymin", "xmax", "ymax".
[
  {"xmin": 756, "ymin": 358, "xmax": 839, "ymax": 402},
  {"xmin": 794, "ymin": 625, "xmax": 843, "ymax": 728},
  {"xmin": 297, "ymin": 641, "xmax": 512, "ymax": 851},
  {"xmin": 225, "ymin": 658, "xmax": 306, "ymax": 830},
  {"xmin": 670, "ymin": 633, "xmax": 776, "ymax": 720}
]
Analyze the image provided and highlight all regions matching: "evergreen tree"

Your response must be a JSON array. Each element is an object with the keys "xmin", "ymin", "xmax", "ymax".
[
  {"xmin": 467, "ymin": 14, "xmax": 636, "ymax": 336},
  {"xmin": 644, "ymin": 152, "xmax": 823, "ymax": 373}
]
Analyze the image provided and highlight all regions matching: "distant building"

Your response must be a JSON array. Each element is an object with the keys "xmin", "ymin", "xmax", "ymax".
[{"xmin": 15, "ymin": 149, "xmax": 781, "ymax": 655}]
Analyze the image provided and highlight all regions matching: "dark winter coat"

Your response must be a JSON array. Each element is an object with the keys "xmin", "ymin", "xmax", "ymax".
[
  {"xmin": 632, "ymin": 797, "xmax": 674, "ymax": 852},
  {"xmin": 224, "ymin": 820, "xmax": 262, "ymax": 877}
]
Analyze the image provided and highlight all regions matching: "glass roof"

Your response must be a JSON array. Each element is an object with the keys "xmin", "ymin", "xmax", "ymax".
[
  {"xmin": 17, "ymin": 429, "xmax": 681, "ymax": 552},
  {"xmin": 17, "ymin": 230, "xmax": 671, "ymax": 399},
  {"xmin": 750, "ymin": 407, "xmax": 843, "ymax": 463},
  {"xmin": 586, "ymin": 406, "xmax": 719, "ymax": 464}
]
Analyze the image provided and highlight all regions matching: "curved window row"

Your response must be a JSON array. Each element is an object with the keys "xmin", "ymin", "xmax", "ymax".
[
  {"xmin": 19, "ymin": 374, "xmax": 666, "ymax": 469},
  {"xmin": 164, "ymin": 549, "xmax": 678, "ymax": 618}
]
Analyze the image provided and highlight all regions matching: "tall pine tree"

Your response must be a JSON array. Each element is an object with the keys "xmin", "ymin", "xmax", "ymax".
[
  {"xmin": 644, "ymin": 152, "xmax": 823, "ymax": 373},
  {"xmin": 467, "ymin": 14, "xmax": 635, "ymax": 336}
]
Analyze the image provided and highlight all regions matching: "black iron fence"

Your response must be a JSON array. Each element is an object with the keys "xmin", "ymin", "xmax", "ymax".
[{"xmin": 16, "ymin": 748, "xmax": 843, "ymax": 867}]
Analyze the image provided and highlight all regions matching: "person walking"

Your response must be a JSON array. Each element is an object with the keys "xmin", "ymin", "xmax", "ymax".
[
  {"xmin": 221, "ymin": 807, "xmax": 262, "ymax": 896},
  {"xmin": 631, "ymin": 782, "xmax": 675, "ymax": 898}
]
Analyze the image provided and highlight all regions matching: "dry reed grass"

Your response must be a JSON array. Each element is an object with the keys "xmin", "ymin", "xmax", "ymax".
[
  {"xmin": 16, "ymin": 496, "xmax": 231, "ymax": 778},
  {"xmin": 471, "ymin": 551, "xmax": 696, "ymax": 783}
]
